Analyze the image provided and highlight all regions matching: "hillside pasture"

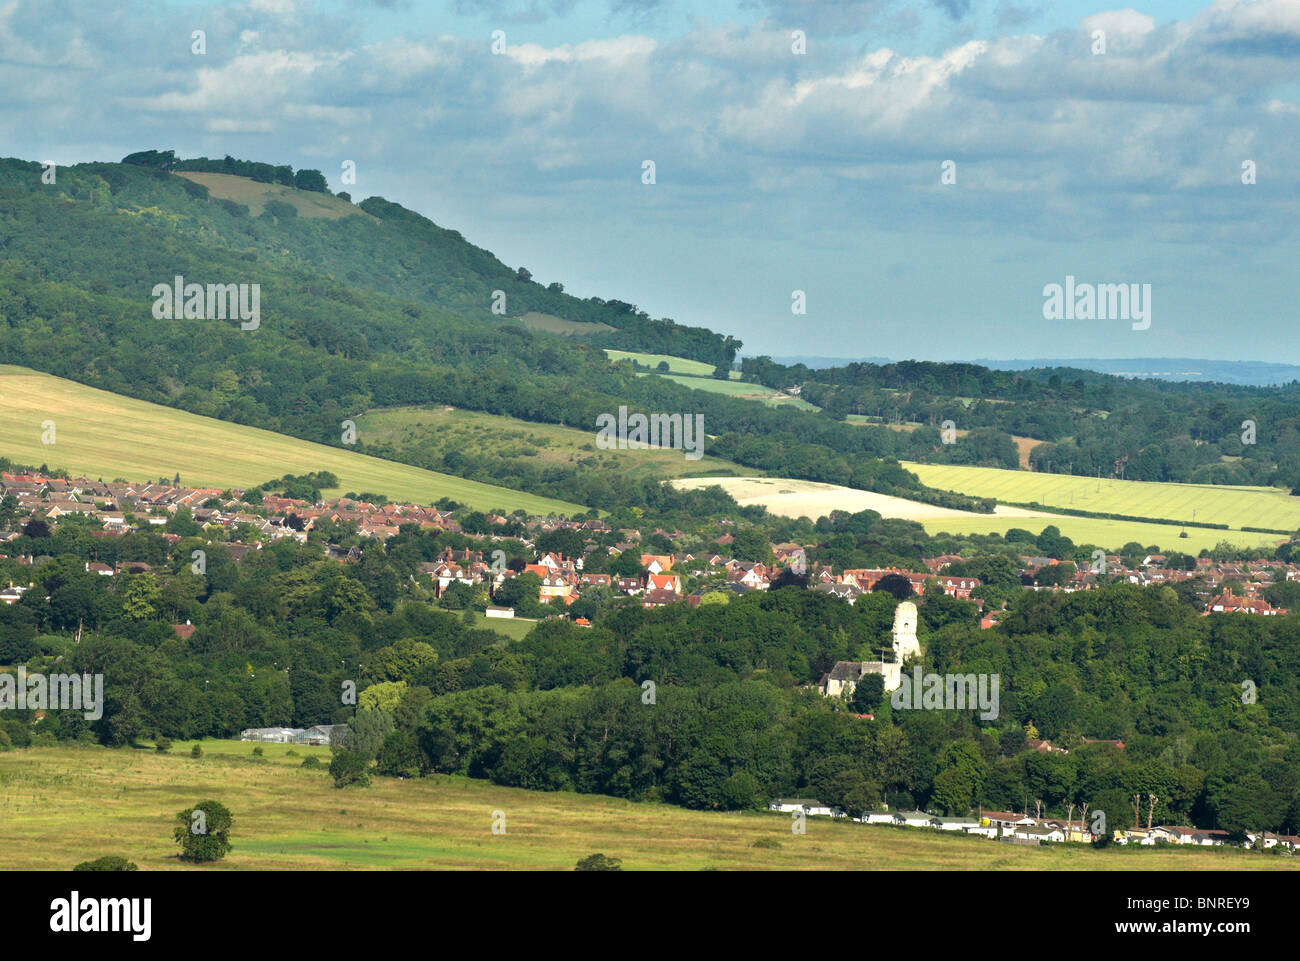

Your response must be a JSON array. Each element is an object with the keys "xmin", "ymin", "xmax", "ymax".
[
  {"xmin": 604, "ymin": 349, "xmax": 729, "ymax": 378},
  {"xmin": 671, "ymin": 475, "xmax": 1283, "ymax": 552},
  {"xmin": 0, "ymin": 365, "xmax": 582, "ymax": 516},
  {"xmin": 354, "ymin": 405, "xmax": 748, "ymax": 482},
  {"xmin": 174, "ymin": 172, "xmax": 369, "ymax": 220},
  {"xmin": 903, "ymin": 462, "xmax": 1300, "ymax": 534},
  {"xmin": 646, "ymin": 373, "xmax": 820, "ymax": 410}
]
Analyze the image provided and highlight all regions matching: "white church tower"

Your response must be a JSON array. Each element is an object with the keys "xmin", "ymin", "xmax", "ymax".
[
  {"xmin": 892, "ymin": 600, "xmax": 920, "ymax": 664},
  {"xmin": 841, "ymin": 599, "xmax": 922, "ymax": 695}
]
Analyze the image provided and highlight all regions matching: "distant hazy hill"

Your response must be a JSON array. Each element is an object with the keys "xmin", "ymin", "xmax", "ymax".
[
  {"xmin": 973, "ymin": 358, "xmax": 1300, "ymax": 387},
  {"xmin": 770, "ymin": 354, "xmax": 1300, "ymax": 387},
  {"xmin": 763, "ymin": 355, "xmax": 892, "ymax": 369}
]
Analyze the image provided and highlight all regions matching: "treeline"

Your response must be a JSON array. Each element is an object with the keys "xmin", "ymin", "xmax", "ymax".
[
  {"xmin": 172, "ymin": 154, "xmax": 330, "ymax": 193},
  {"xmin": 124, "ymin": 150, "xmax": 331, "ymax": 193}
]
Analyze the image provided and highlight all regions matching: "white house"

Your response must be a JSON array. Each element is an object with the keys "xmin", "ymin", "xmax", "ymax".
[
  {"xmin": 1245, "ymin": 831, "xmax": 1280, "ymax": 850},
  {"xmin": 982, "ymin": 811, "xmax": 1036, "ymax": 836},
  {"xmin": 893, "ymin": 810, "xmax": 933, "ymax": 828},
  {"xmin": 0, "ymin": 584, "xmax": 29, "ymax": 605},
  {"xmin": 1150, "ymin": 826, "xmax": 1194, "ymax": 844},
  {"xmin": 931, "ymin": 817, "xmax": 978, "ymax": 832},
  {"xmin": 859, "ymin": 810, "xmax": 895, "ymax": 825},
  {"xmin": 769, "ymin": 798, "xmax": 842, "ymax": 818},
  {"xmin": 1015, "ymin": 824, "xmax": 1066, "ymax": 843}
]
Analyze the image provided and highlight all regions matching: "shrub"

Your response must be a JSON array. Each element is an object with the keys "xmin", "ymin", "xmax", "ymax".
[
  {"xmin": 261, "ymin": 199, "xmax": 297, "ymax": 220},
  {"xmin": 329, "ymin": 749, "xmax": 371, "ymax": 788},
  {"xmin": 252, "ymin": 746, "xmax": 264, "ymax": 757},
  {"xmin": 2, "ymin": 719, "xmax": 33, "ymax": 748},
  {"xmin": 190, "ymin": 744, "xmax": 203, "ymax": 758},
  {"xmin": 575, "ymin": 853, "xmax": 622, "ymax": 871},
  {"xmin": 301, "ymin": 756, "xmax": 323, "ymax": 769},
  {"xmin": 155, "ymin": 737, "xmax": 172, "ymax": 753},
  {"xmin": 74, "ymin": 856, "xmax": 138, "ymax": 871}
]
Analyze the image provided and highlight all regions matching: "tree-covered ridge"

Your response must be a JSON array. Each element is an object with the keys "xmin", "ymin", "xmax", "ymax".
[
  {"xmin": 5, "ymin": 155, "xmax": 739, "ymax": 368},
  {"xmin": 741, "ymin": 356, "xmax": 1300, "ymax": 488}
]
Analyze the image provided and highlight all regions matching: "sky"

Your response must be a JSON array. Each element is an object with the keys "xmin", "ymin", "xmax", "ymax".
[{"xmin": 2, "ymin": 0, "xmax": 1297, "ymax": 363}]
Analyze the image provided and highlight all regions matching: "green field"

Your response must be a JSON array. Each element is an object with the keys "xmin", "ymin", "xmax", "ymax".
[
  {"xmin": 354, "ymin": 405, "xmax": 748, "ymax": 482},
  {"xmin": 0, "ymin": 365, "xmax": 582, "ymax": 516},
  {"xmin": 904, "ymin": 462, "xmax": 1299, "ymax": 533},
  {"xmin": 2, "ymin": 745, "xmax": 1294, "ymax": 871},
  {"xmin": 900, "ymin": 461, "xmax": 1296, "ymax": 551},
  {"xmin": 646, "ymin": 373, "xmax": 820, "ymax": 410},
  {"xmin": 604, "ymin": 349, "xmax": 729, "ymax": 378},
  {"xmin": 604, "ymin": 349, "xmax": 819, "ymax": 410},
  {"xmin": 466, "ymin": 609, "xmax": 539, "ymax": 641}
]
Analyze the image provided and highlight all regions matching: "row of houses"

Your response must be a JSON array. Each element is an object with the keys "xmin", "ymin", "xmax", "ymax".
[
  {"xmin": 766, "ymin": 800, "xmax": 1300, "ymax": 851},
  {"xmin": 8, "ymin": 470, "xmax": 1300, "ymax": 621},
  {"xmin": 1018, "ymin": 551, "xmax": 1294, "ymax": 615},
  {"xmin": 418, "ymin": 546, "xmax": 788, "ymax": 611}
]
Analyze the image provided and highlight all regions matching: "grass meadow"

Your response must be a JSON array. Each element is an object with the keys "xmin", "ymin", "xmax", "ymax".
[
  {"xmin": 904, "ymin": 462, "xmax": 1298, "ymax": 538},
  {"xmin": 604, "ymin": 349, "xmax": 727, "ymax": 377},
  {"xmin": 175, "ymin": 172, "xmax": 371, "ymax": 220},
  {"xmin": 1, "ymin": 745, "xmax": 1295, "ymax": 871}
]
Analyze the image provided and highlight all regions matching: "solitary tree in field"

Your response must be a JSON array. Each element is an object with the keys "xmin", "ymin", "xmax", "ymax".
[{"xmin": 173, "ymin": 800, "xmax": 233, "ymax": 863}]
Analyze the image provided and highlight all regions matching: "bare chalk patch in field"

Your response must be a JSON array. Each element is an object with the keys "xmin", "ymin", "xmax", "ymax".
[{"xmin": 670, "ymin": 476, "xmax": 1048, "ymax": 522}]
